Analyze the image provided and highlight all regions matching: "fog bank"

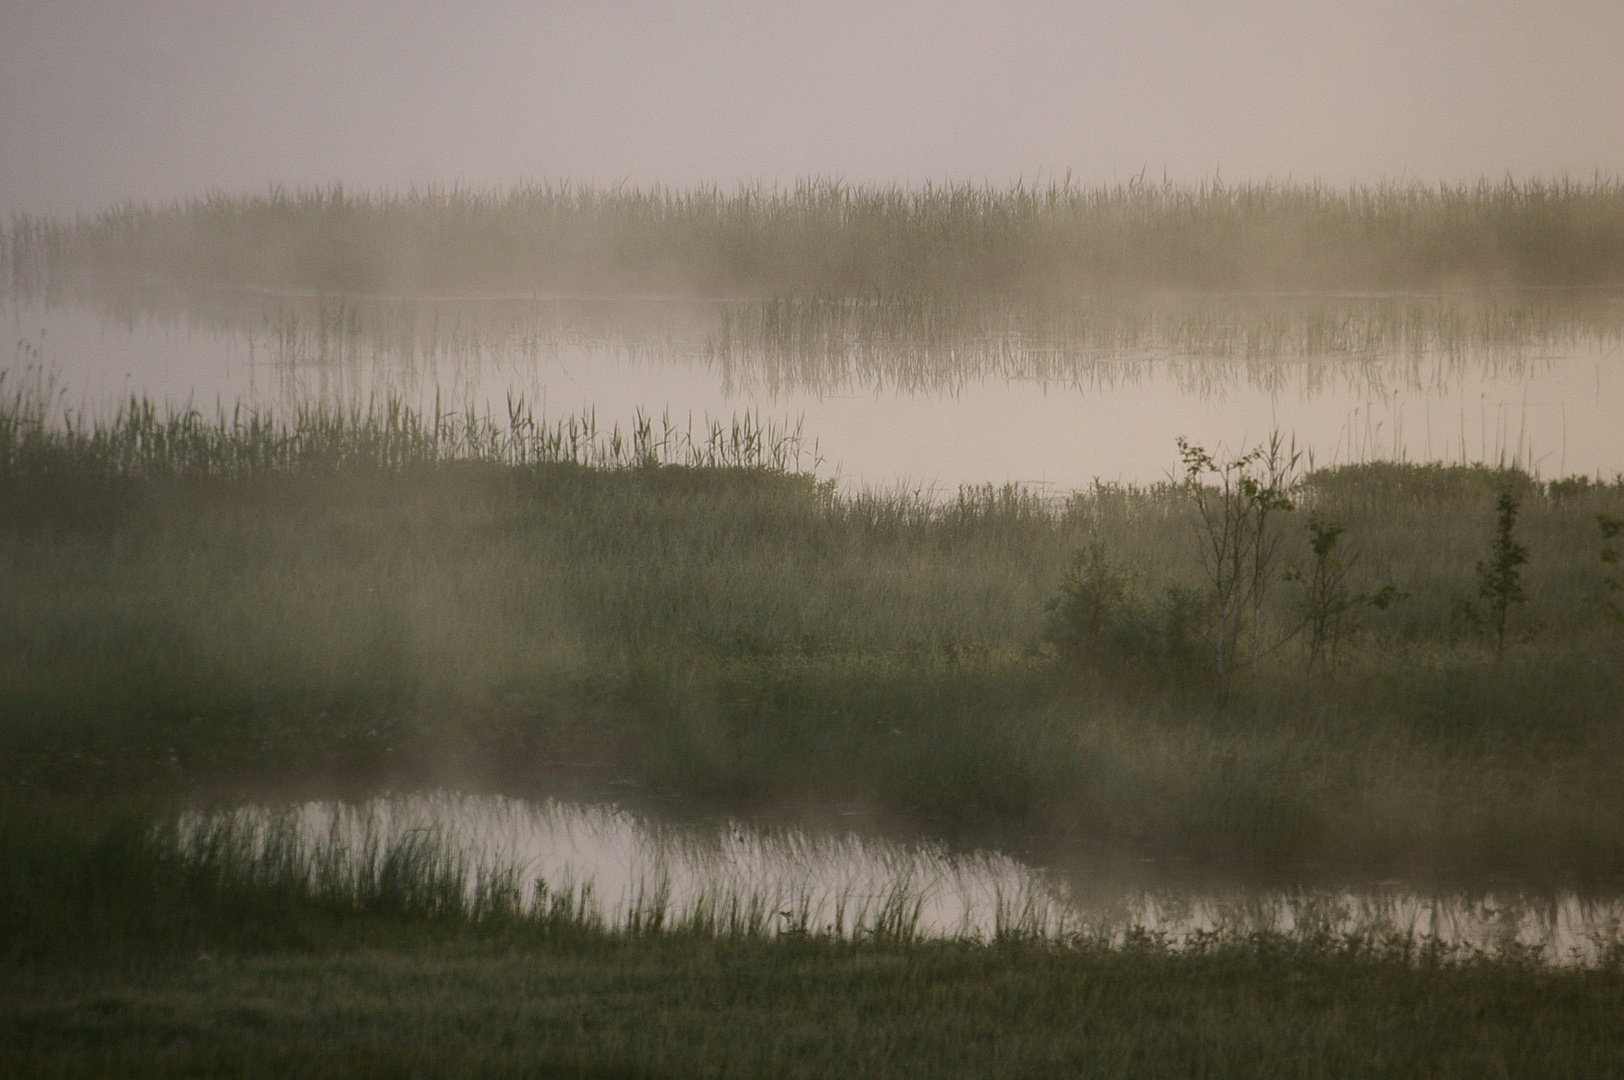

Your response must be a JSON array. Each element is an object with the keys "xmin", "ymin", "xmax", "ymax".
[{"xmin": 3, "ymin": 0, "xmax": 1622, "ymax": 215}]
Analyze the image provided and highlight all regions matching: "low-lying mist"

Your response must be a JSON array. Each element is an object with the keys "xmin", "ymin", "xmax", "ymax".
[{"xmin": 8, "ymin": 178, "xmax": 1624, "ymax": 301}]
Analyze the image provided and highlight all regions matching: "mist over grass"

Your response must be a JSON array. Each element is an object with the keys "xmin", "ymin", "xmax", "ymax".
[
  {"xmin": 6, "ymin": 382, "xmax": 1624, "ymax": 1074},
  {"xmin": 8, "ymin": 177, "xmax": 1624, "ymax": 300},
  {"xmin": 7, "ymin": 123, "xmax": 1624, "ymax": 1080},
  {"xmin": 4, "ymin": 392, "xmax": 1623, "ymax": 878}
]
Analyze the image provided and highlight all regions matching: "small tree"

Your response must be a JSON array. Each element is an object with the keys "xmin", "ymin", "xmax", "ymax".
[
  {"xmin": 1285, "ymin": 513, "xmax": 1403, "ymax": 678},
  {"xmin": 1177, "ymin": 433, "xmax": 1298, "ymax": 693},
  {"xmin": 1288, "ymin": 514, "xmax": 1353, "ymax": 677},
  {"xmin": 1474, "ymin": 487, "xmax": 1529, "ymax": 655},
  {"xmin": 1044, "ymin": 541, "xmax": 1142, "ymax": 658}
]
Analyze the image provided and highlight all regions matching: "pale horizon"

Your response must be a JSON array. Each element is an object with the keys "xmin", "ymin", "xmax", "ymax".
[{"xmin": 4, "ymin": 0, "xmax": 1622, "ymax": 216}]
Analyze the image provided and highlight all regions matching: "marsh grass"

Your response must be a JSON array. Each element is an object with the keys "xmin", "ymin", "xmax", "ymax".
[
  {"xmin": 0, "ymin": 800, "xmax": 550, "ymax": 961},
  {"xmin": 2, "ymin": 395, "xmax": 1624, "ymax": 874},
  {"xmin": 5, "ymin": 799, "xmax": 1624, "ymax": 1077},
  {"xmin": 9, "ymin": 178, "xmax": 1624, "ymax": 300},
  {"xmin": 8, "ymin": 796, "xmax": 1624, "ymax": 963},
  {"xmin": 0, "ymin": 369, "xmax": 814, "ymax": 478},
  {"xmin": 0, "ymin": 798, "xmax": 1036, "ymax": 961}
]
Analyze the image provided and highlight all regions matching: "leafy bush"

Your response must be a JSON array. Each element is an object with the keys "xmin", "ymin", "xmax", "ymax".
[
  {"xmin": 1044, "ymin": 541, "xmax": 1209, "ymax": 669},
  {"xmin": 1176, "ymin": 435, "xmax": 1298, "ymax": 691},
  {"xmin": 1285, "ymin": 513, "xmax": 1404, "ymax": 678}
]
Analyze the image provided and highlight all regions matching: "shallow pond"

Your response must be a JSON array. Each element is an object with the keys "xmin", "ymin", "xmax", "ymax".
[
  {"xmin": 9, "ymin": 288, "xmax": 1624, "ymax": 488},
  {"xmin": 188, "ymin": 792, "xmax": 1624, "ymax": 965}
]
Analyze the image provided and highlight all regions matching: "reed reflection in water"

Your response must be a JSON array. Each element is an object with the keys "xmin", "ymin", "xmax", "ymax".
[
  {"xmin": 183, "ymin": 793, "xmax": 1624, "ymax": 965},
  {"xmin": 12, "ymin": 289, "xmax": 1624, "ymax": 486}
]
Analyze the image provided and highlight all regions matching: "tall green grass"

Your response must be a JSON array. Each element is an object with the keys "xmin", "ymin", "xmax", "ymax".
[
  {"xmin": 0, "ymin": 800, "xmax": 963, "ymax": 962},
  {"xmin": 8, "ymin": 797, "xmax": 1622, "ymax": 961},
  {"xmin": 8, "ymin": 177, "xmax": 1624, "ymax": 299}
]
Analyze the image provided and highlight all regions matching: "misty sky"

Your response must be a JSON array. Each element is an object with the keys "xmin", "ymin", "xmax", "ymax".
[{"xmin": 2, "ymin": 0, "xmax": 1622, "ymax": 215}]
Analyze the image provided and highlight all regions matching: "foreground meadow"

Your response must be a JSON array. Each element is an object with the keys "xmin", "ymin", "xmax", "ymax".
[{"xmin": 9, "ymin": 935, "xmax": 1624, "ymax": 1079}]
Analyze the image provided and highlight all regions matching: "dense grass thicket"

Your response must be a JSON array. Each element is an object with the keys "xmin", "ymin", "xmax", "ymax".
[
  {"xmin": 4, "ymin": 394, "xmax": 1623, "ymax": 878},
  {"xmin": 8, "ymin": 177, "xmax": 1624, "ymax": 299}
]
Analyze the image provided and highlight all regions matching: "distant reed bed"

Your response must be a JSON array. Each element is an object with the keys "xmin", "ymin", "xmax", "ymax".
[{"xmin": 7, "ymin": 177, "xmax": 1624, "ymax": 299}]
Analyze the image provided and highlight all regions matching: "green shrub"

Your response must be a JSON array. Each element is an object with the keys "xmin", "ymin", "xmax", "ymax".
[
  {"xmin": 1043, "ymin": 541, "xmax": 1209, "ymax": 669},
  {"xmin": 1285, "ymin": 513, "xmax": 1404, "ymax": 678}
]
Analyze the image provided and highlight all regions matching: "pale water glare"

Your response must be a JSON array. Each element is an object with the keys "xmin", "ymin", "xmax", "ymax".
[
  {"xmin": 192, "ymin": 792, "xmax": 1624, "ymax": 965},
  {"xmin": 10, "ymin": 292, "xmax": 1624, "ymax": 489}
]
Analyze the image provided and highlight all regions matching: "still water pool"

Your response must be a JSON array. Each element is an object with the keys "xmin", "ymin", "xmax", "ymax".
[{"xmin": 188, "ymin": 792, "xmax": 1624, "ymax": 965}]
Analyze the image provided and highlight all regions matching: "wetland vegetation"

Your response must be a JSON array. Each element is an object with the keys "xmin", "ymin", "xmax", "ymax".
[
  {"xmin": 6, "ymin": 179, "xmax": 1624, "ymax": 1075},
  {"xmin": 9, "ymin": 177, "xmax": 1624, "ymax": 298},
  {"xmin": 5, "ymin": 388, "xmax": 1624, "ymax": 875}
]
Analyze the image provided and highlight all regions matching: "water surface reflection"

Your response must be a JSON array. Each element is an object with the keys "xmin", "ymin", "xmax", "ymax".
[
  {"xmin": 195, "ymin": 792, "xmax": 1624, "ymax": 965},
  {"xmin": 10, "ymin": 289, "xmax": 1623, "ymax": 487}
]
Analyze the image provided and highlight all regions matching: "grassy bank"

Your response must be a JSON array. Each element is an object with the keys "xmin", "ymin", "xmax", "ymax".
[
  {"xmin": 9, "ymin": 937, "xmax": 1624, "ymax": 1079},
  {"xmin": 4, "ymin": 805, "xmax": 1622, "ymax": 1078},
  {"xmin": 3, "ymin": 395, "xmax": 1623, "ymax": 876},
  {"xmin": 8, "ymin": 177, "xmax": 1624, "ymax": 299}
]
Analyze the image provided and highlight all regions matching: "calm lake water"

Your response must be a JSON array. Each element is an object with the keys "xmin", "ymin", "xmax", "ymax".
[
  {"xmin": 190, "ymin": 792, "xmax": 1624, "ymax": 965},
  {"xmin": 9, "ymin": 288, "xmax": 1624, "ymax": 488}
]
